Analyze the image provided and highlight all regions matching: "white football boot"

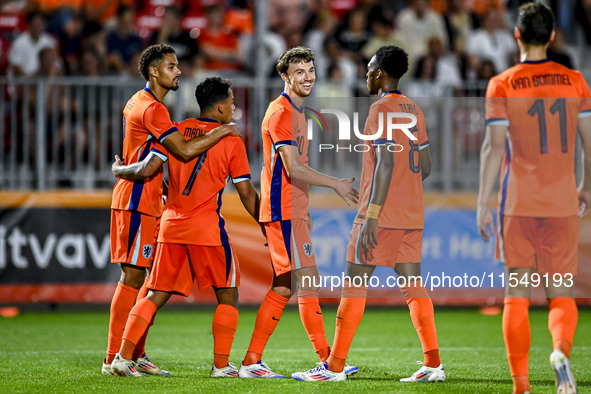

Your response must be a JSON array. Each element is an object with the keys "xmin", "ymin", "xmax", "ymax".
[
  {"xmin": 291, "ymin": 362, "xmax": 347, "ymax": 382},
  {"xmin": 110, "ymin": 353, "xmax": 144, "ymax": 377},
  {"xmin": 238, "ymin": 361, "xmax": 286, "ymax": 378},
  {"xmin": 550, "ymin": 349, "xmax": 577, "ymax": 394},
  {"xmin": 210, "ymin": 362, "xmax": 239, "ymax": 378},
  {"xmin": 400, "ymin": 362, "xmax": 446, "ymax": 382},
  {"xmin": 134, "ymin": 353, "xmax": 170, "ymax": 375}
]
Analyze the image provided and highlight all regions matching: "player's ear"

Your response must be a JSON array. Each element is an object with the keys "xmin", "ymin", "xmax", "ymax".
[
  {"xmin": 149, "ymin": 65, "xmax": 159, "ymax": 79},
  {"xmin": 513, "ymin": 27, "xmax": 521, "ymax": 42},
  {"xmin": 280, "ymin": 72, "xmax": 289, "ymax": 84},
  {"xmin": 548, "ymin": 30, "xmax": 556, "ymax": 45}
]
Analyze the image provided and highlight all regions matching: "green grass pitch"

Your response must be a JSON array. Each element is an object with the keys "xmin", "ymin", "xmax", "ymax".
[{"xmin": 1, "ymin": 306, "xmax": 589, "ymax": 393}]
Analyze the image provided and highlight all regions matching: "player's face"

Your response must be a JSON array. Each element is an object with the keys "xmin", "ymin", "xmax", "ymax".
[
  {"xmin": 366, "ymin": 56, "xmax": 380, "ymax": 95},
  {"xmin": 284, "ymin": 61, "xmax": 315, "ymax": 98},
  {"xmin": 220, "ymin": 89, "xmax": 235, "ymax": 124},
  {"xmin": 156, "ymin": 54, "xmax": 181, "ymax": 91}
]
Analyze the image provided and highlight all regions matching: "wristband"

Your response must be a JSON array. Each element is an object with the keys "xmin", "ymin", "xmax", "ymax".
[{"xmin": 366, "ymin": 203, "xmax": 382, "ymax": 219}]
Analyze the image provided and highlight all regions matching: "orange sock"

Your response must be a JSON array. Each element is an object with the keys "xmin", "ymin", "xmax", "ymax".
[
  {"xmin": 400, "ymin": 282, "xmax": 440, "ymax": 367},
  {"xmin": 244, "ymin": 289, "xmax": 288, "ymax": 365},
  {"xmin": 548, "ymin": 297, "xmax": 578, "ymax": 358},
  {"xmin": 132, "ymin": 278, "xmax": 151, "ymax": 360},
  {"xmin": 503, "ymin": 297, "xmax": 530, "ymax": 390},
  {"xmin": 106, "ymin": 282, "xmax": 139, "ymax": 364},
  {"xmin": 327, "ymin": 284, "xmax": 367, "ymax": 373},
  {"xmin": 213, "ymin": 304, "xmax": 239, "ymax": 368},
  {"xmin": 298, "ymin": 290, "xmax": 330, "ymax": 361},
  {"xmin": 120, "ymin": 298, "xmax": 157, "ymax": 360}
]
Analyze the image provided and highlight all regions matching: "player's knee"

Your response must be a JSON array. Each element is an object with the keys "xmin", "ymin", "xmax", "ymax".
[
  {"xmin": 271, "ymin": 285, "xmax": 292, "ymax": 299},
  {"xmin": 120, "ymin": 267, "xmax": 146, "ymax": 289}
]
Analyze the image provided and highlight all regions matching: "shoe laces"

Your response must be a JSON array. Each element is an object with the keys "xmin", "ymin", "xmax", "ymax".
[{"xmin": 308, "ymin": 362, "xmax": 327, "ymax": 373}]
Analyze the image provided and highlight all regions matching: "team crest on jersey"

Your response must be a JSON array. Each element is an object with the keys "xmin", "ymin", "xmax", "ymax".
[
  {"xmin": 303, "ymin": 242, "xmax": 314, "ymax": 257},
  {"xmin": 143, "ymin": 244, "xmax": 153, "ymax": 259}
]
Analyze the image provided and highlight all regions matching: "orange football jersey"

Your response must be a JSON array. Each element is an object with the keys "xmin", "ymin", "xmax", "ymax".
[
  {"xmin": 158, "ymin": 117, "xmax": 251, "ymax": 246},
  {"xmin": 259, "ymin": 93, "xmax": 309, "ymax": 222},
  {"xmin": 111, "ymin": 88, "xmax": 178, "ymax": 217},
  {"xmin": 354, "ymin": 91, "xmax": 429, "ymax": 229},
  {"xmin": 486, "ymin": 60, "xmax": 591, "ymax": 217}
]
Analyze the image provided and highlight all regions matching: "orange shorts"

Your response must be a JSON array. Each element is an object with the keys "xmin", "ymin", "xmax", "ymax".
[
  {"xmin": 110, "ymin": 209, "xmax": 159, "ymax": 267},
  {"xmin": 496, "ymin": 215, "xmax": 578, "ymax": 275},
  {"xmin": 265, "ymin": 219, "xmax": 315, "ymax": 276},
  {"xmin": 147, "ymin": 242, "xmax": 240, "ymax": 296},
  {"xmin": 346, "ymin": 224, "xmax": 422, "ymax": 267}
]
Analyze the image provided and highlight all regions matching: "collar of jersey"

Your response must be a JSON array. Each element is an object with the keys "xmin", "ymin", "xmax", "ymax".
[
  {"xmin": 143, "ymin": 87, "xmax": 160, "ymax": 102},
  {"xmin": 521, "ymin": 59, "xmax": 550, "ymax": 65},
  {"xmin": 281, "ymin": 92, "xmax": 303, "ymax": 113},
  {"xmin": 381, "ymin": 90, "xmax": 403, "ymax": 98},
  {"xmin": 196, "ymin": 117, "xmax": 220, "ymax": 124}
]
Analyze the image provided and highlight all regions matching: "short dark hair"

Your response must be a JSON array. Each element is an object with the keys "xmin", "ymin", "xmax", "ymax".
[
  {"xmin": 276, "ymin": 46, "xmax": 315, "ymax": 75},
  {"xmin": 374, "ymin": 45, "xmax": 408, "ymax": 79},
  {"xmin": 516, "ymin": 2, "xmax": 555, "ymax": 46},
  {"xmin": 195, "ymin": 77, "xmax": 232, "ymax": 111},
  {"xmin": 138, "ymin": 44, "xmax": 176, "ymax": 81}
]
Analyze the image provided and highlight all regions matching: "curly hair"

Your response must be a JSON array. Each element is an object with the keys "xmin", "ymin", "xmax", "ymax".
[
  {"xmin": 374, "ymin": 45, "xmax": 409, "ymax": 79},
  {"xmin": 195, "ymin": 77, "xmax": 232, "ymax": 111},
  {"xmin": 276, "ymin": 46, "xmax": 315, "ymax": 75},
  {"xmin": 517, "ymin": 2, "xmax": 555, "ymax": 46},
  {"xmin": 138, "ymin": 44, "xmax": 176, "ymax": 81}
]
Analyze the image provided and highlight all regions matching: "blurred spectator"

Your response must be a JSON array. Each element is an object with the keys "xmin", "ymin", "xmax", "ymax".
[
  {"xmin": 8, "ymin": 11, "xmax": 57, "ymax": 76},
  {"xmin": 335, "ymin": 8, "xmax": 370, "ymax": 56},
  {"xmin": 315, "ymin": 62, "xmax": 352, "ymax": 97},
  {"xmin": 361, "ymin": 16, "xmax": 402, "ymax": 62},
  {"xmin": 477, "ymin": 59, "xmax": 496, "ymax": 80},
  {"xmin": 79, "ymin": 47, "xmax": 104, "ymax": 77},
  {"xmin": 414, "ymin": 36, "xmax": 462, "ymax": 87},
  {"xmin": 240, "ymin": 30, "xmax": 285, "ymax": 76},
  {"xmin": 35, "ymin": 46, "xmax": 62, "ymax": 77},
  {"xmin": 465, "ymin": 9, "xmax": 515, "ymax": 74},
  {"xmin": 225, "ymin": 0, "xmax": 254, "ymax": 35},
  {"xmin": 471, "ymin": 0, "xmax": 505, "ymax": 19},
  {"xmin": 443, "ymin": 0, "xmax": 479, "ymax": 53},
  {"xmin": 199, "ymin": 3, "xmax": 242, "ymax": 72},
  {"xmin": 394, "ymin": 0, "xmax": 448, "ymax": 69},
  {"xmin": 58, "ymin": 12, "xmax": 82, "ymax": 75},
  {"xmin": 575, "ymin": 0, "xmax": 591, "ymax": 45},
  {"xmin": 83, "ymin": 0, "xmax": 133, "ymax": 28},
  {"xmin": 0, "ymin": 0, "xmax": 27, "ymax": 13},
  {"xmin": 150, "ymin": 6, "xmax": 200, "ymax": 64},
  {"xmin": 304, "ymin": 10, "xmax": 337, "ymax": 80},
  {"xmin": 105, "ymin": 5, "xmax": 143, "ymax": 73},
  {"xmin": 547, "ymin": 29, "xmax": 574, "ymax": 69},
  {"xmin": 323, "ymin": 36, "xmax": 357, "ymax": 88}
]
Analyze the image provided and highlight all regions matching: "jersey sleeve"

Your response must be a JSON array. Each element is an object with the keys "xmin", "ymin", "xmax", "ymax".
[
  {"xmin": 418, "ymin": 111, "xmax": 429, "ymax": 150},
  {"xmin": 268, "ymin": 109, "xmax": 297, "ymax": 149},
  {"xmin": 229, "ymin": 138, "xmax": 251, "ymax": 184},
  {"xmin": 149, "ymin": 141, "xmax": 169, "ymax": 163},
  {"xmin": 143, "ymin": 102, "xmax": 179, "ymax": 144},
  {"xmin": 485, "ymin": 77, "xmax": 510, "ymax": 127},
  {"xmin": 577, "ymin": 73, "xmax": 591, "ymax": 119}
]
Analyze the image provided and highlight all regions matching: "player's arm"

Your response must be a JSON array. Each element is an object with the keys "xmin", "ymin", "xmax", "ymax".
[
  {"xmin": 277, "ymin": 145, "xmax": 359, "ymax": 206},
  {"xmin": 111, "ymin": 152, "xmax": 164, "ymax": 180},
  {"xmin": 162, "ymin": 124, "xmax": 240, "ymax": 162},
  {"xmin": 577, "ymin": 116, "xmax": 591, "ymax": 217},
  {"xmin": 420, "ymin": 146, "xmax": 432, "ymax": 181},
  {"xmin": 359, "ymin": 145, "xmax": 395, "ymax": 254},
  {"xmin": 476, "ymin": 124, "xmax": 507, "ymax": 241},
  {"xmin": 235, "ymin": 179, "xmax": 260, "ymax": 221}
]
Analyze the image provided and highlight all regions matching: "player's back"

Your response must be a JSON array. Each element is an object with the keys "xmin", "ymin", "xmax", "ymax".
[
  {"xmin": 159, "ymin": 117, "xmax": 251, "ymax": 246},
  {"xmin": 486, "ymin": 60, "xmax": 591, "ymax": 217},
  {"xmin": 354, "ymin": 92, "xmax": 429, "ymax": 229},
  {"xmin": 260, "ymin": 93, "xmax": 309, "ymax": 222},
  {"xmin": 111, "ymin": 88, "xmax": 178, "ymax": 217}
]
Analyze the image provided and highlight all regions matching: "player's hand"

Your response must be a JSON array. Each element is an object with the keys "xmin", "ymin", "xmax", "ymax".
[
  {"xmin": 111, "ymin": 155, "xmax": 124, "ymax": 177},
  {"xmin": 578, "ymin": 189, "xmax": 590, "ymax": 217},
  {"xmin": 333, "ymin": 178, "xmax": 359, "ymax": 206},
  {"xmin": 360, "ymin": 218, "xmax": 378, "ymax": 260},
  {"xmin": 476, "ymin": 204, "xmax": 494, "ymax": 242},
  {"xmin": 219, "ymin": 123, "xmax": 240, "ymax": 137},
  {"xmin": 307, "ymin": 213, "xmax": 313, "ymax": 231}
]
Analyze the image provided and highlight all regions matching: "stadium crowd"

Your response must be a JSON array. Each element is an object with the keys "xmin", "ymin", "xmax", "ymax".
[{"xmin": 1, "ymin": 0, "xmax": 588, "ymax": 95}]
